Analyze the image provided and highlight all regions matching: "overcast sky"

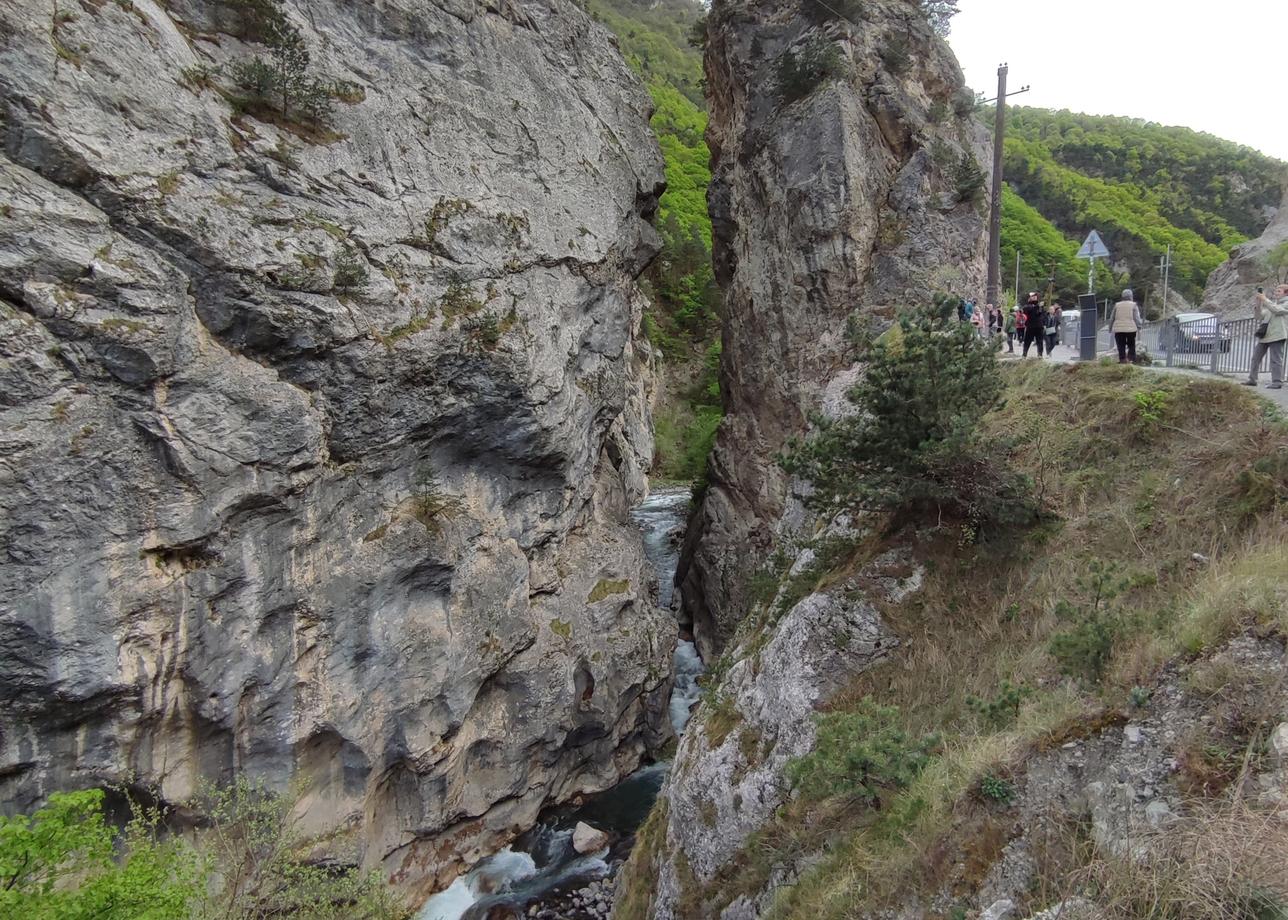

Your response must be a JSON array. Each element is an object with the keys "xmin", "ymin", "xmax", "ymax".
[{"xmin": 947, "ymin": 0, "xmax": 1288, "ymax": 164}]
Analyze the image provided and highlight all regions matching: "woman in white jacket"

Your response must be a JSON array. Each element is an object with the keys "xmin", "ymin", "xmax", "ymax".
[
  {"xmin": 1108, "ymin": 289, "xmax": 1143, "ymax": 363},
  {"xmin": 1243, "ymin": 283, "xmax": 1288, "ymax": 389}
]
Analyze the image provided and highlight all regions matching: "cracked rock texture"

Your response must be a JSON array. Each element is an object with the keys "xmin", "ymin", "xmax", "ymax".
[
  {"xmin": 0, "ymin": 0, "xmax": 673, "ymax": 898},
  {"xmin": 676, "ymin": 0, "xmax": 989, "ymax": 659},
  {"xmin": 1204, "ymin": 181, "xmax": 1288, "ymax": 317},
  {"xmin": 638, "ymin": 549, "xmax": 913, "ymax": 920}
]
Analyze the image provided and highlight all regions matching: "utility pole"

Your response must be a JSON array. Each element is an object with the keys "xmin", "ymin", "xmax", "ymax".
[
  {"xmin": 1158, "ymin": 244, "xmax": 1172, "ymax": 320},
  {"xmin": 983, "ymin": 64, "xmax": 1030, "ymax": 307},
  {"xmin": 1014, "ymin": 250, "xmax": 1021, "ymax": 306}
]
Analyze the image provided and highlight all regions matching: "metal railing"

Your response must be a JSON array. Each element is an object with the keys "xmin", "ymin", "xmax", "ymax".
[{"xmin": 1139, "ymin": 316, "xmax": 1264, "ymax": 376}]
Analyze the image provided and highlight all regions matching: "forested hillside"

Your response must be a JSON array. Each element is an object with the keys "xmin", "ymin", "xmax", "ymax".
[
  {"xmin": 1005, "ymin": 108, "xmax": 1285, "ymax": 303},
  {"xmin": 587, "ymin": 0, "xmax": 720, "ymax": 483}
]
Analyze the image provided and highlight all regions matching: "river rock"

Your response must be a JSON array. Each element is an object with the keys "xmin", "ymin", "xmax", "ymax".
[
  {"xmin": 0, "ymin": 0, "xmax": 674, "ymax": 898},
  {"xmin": 573, "ymin": 821, "xmax": 611, "ymax": 855}
]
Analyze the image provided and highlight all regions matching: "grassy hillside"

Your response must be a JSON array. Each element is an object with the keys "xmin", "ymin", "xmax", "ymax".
[
  {"xmin": 1005, "ymin": 108, "xmax": 1285, "ymax": 303},
  {"xmin": 641, "ymin": 361, "xmax": 1288, "ymax": 918}
]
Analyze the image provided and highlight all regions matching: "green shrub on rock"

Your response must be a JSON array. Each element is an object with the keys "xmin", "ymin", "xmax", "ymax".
[
  {"xmin": 777, "ymin": 39, "xmax": 846, "ymax": 104},
  {"xmin": 782, "ymin": 296, "xmax": 1034, "ymax": 537},
  {"xmin": 787, "ymin": 699, "xmax": 938, "ymax": 804}
]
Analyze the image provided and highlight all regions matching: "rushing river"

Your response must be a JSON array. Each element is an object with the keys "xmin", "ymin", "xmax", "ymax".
[{"xmin": 417, "ymin": 487, "xmax": 700, "ymax": 920}]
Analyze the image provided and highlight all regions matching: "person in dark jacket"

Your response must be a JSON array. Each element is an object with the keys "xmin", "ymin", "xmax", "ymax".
[{"xmin": 1021, "ymin": 292, "xmax": 1045, "ymax": 357}]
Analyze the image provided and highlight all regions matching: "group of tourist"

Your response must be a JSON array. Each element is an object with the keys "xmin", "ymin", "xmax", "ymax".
[{"xmin": 957, "ymin": 293, "xmax": 1068, "ymax": 357}]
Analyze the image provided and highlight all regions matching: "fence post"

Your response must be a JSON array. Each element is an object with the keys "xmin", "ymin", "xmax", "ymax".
[
  {"xmin": 1165, "ymin": 323, "xmax": 1173, "ymax": 367},
  {"xmin": 1211, "ymin": 330, "xmax": 1220, "ymax": 374}
]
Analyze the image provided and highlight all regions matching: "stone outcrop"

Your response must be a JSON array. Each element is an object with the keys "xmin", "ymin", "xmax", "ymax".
[
  {"xmin": 638, "ymin": 550, "xmax": 913, "ymax": 919},
  {"xmin": 0, "ymin": 0, "xmax": 673, "ymax": 898},
  {"xmin": 676, "ymin": 0, "xmax": 989, "ymax": 659},
  {"xmin": 1203, "ymin": 181, "xmax": 1288, "ymax": 317}
]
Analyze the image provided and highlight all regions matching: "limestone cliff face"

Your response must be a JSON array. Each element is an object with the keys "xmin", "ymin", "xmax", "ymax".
[
  {"xmin": 616, "ymin": 2, "xmax": 989, "ymax": 915},
  {"xmin": 1204, "ymin": 182, "xmax": 1288, "ymax": 317},
  {"xmin": 0, "ymin": 0, "xmax": 672, "ymax": 897},
  {"xmin": 676, "ymin": 0, "xmax": 989, "ymax": 659}
]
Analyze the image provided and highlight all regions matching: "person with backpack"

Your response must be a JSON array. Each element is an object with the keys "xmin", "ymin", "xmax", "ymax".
[
  {"xmin": 1004, "ymin": 307, "xmax": 1016, "ymax": 353},
  {"xmin": 1021, "ymin": 292, "xmax": 1045, "ymax": 357},
  {"xmin": 1243, "ymin": 283, "xmax": 1288, "ymax": 389},
  {"xmin": 1108, "ymin": 288, "xmax": 1143, "ymax": 363}
]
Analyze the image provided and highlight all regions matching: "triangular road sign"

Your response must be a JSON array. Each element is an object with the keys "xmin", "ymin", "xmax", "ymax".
[{"xmin": 1077, "ymin": 230, "xmax": 1110, "ymax": 260}]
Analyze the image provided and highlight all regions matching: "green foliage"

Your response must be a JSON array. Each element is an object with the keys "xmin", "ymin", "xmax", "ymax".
[
  {"xmin": 191, "ymin": 779, "xmax": 402, "ymax": 920},
  {"xmin": 781, "ymin": 297, "xmax": 1033, "ymax": 535},
  {"xmin": 1132, "ymin": 387, "xmax": 1170, "ymax": 436},
  {"xmin": 1000, "ymin": 185, "xmax": 1117, "ymax": 305},
  {"xmin": 1047, "ymin": 560, "xmax": 1130, "ymax": 682},
  {"xmin": 333, "ymin": 245, "xmax": 369, "ymax": 291},
  {"xmin": 1265, "ymin": 241, "xmax": 1288, "ymax": 284},
  {"xmin": 0, "ymin": 789, "xmax": 197, "ymax": 919},
  {"xmin": 229, "ymin": 0, "xmax": 335, "ymax": 127},
  {"xmin": 777, "ymin": 40, "xmax": 846, "ymax": 104},
  {"xmin": 645, "ymin": 81, "xmax": 720, "ymax": 361},
  {"xmin": 952, "ymin": 151, "xmax": 986, "ymax": 204},
  {"xmin": 409, "ymin": 463, "xmax": 461, "ymax": 531},
  {"xmin": 787, "ymin": 699, "xmax": 939, "ymax": 803},
  {"xmin": 977, "ymin": 773, "xmax": 1015, "ymax": 805},
  {"xmin": 654, "ymin": 403, "xmax": 721, "ymax": 483},
  {"xmin": 1004, "ymin": 108, "xmax": 1285, "ymax": 299},
  {"xmin": 0, "ymin": 784, "xmax": 405, "ymax": 920},
  {"xmin": 966, "ymin": 680, "xmax": 1032, "ymax": 728},
  {"xmin": 1009, "ymin": 107, "xmax": 1282, "ymax": 242},
  {"xmin": 919, "ymin": 0, "xmax": 960, "ymax": 36},
  {"xmin": 586, "ymin": 0, "xmax": 705, "ymax": 105},
  {"xmin": 590, "ymin": 0, "xmax": 722, "ymax": 486}
]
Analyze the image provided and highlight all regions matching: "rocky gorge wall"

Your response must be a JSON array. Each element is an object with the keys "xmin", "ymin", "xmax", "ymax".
[
  {"xmin": 0, "ymin": 0, "xmax": 674, "ymax": 898},
  {"xmin": 676, "ymin": 0, "xmax": 989, "ymax": 660},
  {"xmin": 617, "ymin": 0, "xmax": 990, "ymax": 915}
]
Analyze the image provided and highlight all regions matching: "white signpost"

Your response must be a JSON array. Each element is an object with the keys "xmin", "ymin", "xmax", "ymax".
[
  {"xmin": 1076, "ymin": 230, "xmax": 1110, "ymax": 361},
  {"xmin": 1076, "ymin": 230, "xmax": 1110, "ymax": 295}
]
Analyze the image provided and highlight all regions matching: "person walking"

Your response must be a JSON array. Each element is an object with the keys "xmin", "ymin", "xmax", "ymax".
[
  {"xmin": 1044, "ymin": 302, "xmax": 1059, "ymax": 354},
  {"xmin": 1004, "ymin": 307, "xmax": 1016, "ymax": 353},
  {"xmin": 1243, "ymin": 283, "xmax": 1288, "ymax": 389},
  {"xmin": 1052, "ymin": 302, "xmax": 1064, "ymax": 345},
  {"xmin": 1021, "ymin": 292, "xmax": 1045, "ymax": 357},
  {"xmin": 1109, "ymin": 289, "xmax": 1143, "ymax": 364},
  {"xmin": 970, "ymin": 303, "xmax": 985, "ymax": 338}
]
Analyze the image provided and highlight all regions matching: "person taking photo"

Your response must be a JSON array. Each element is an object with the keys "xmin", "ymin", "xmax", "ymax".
[{"xmin": 1243, "ymin": 283, "xmax": 1288, "ymax": 389}]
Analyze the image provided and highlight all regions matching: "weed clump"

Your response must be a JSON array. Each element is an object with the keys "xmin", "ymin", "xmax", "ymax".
[
  {"xmin": 407, "ymin": 463, "xmax": 462, "ymax": 532},
  {"xmin": 786, "ymin": 698, "xmax": 938, "ymax": 804},
  {"xmin": 777, "ymin": 40, "xmax": 846, "ymax": 104}
]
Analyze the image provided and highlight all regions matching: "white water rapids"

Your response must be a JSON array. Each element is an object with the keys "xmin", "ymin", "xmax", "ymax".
[{"xmin": 416, "ymin": 488, "xmax": 702, "ymax": 920}]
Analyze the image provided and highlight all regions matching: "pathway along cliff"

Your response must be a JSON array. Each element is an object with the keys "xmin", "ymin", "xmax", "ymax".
[{"xmin": 419, "ymin": 489, "xmax": 701, "ymax": 920}]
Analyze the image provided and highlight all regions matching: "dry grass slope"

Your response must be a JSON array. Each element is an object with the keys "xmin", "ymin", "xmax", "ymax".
[{"xmin": 658, "ymin": 362, "xmax": 1288, "ymax": 919}]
